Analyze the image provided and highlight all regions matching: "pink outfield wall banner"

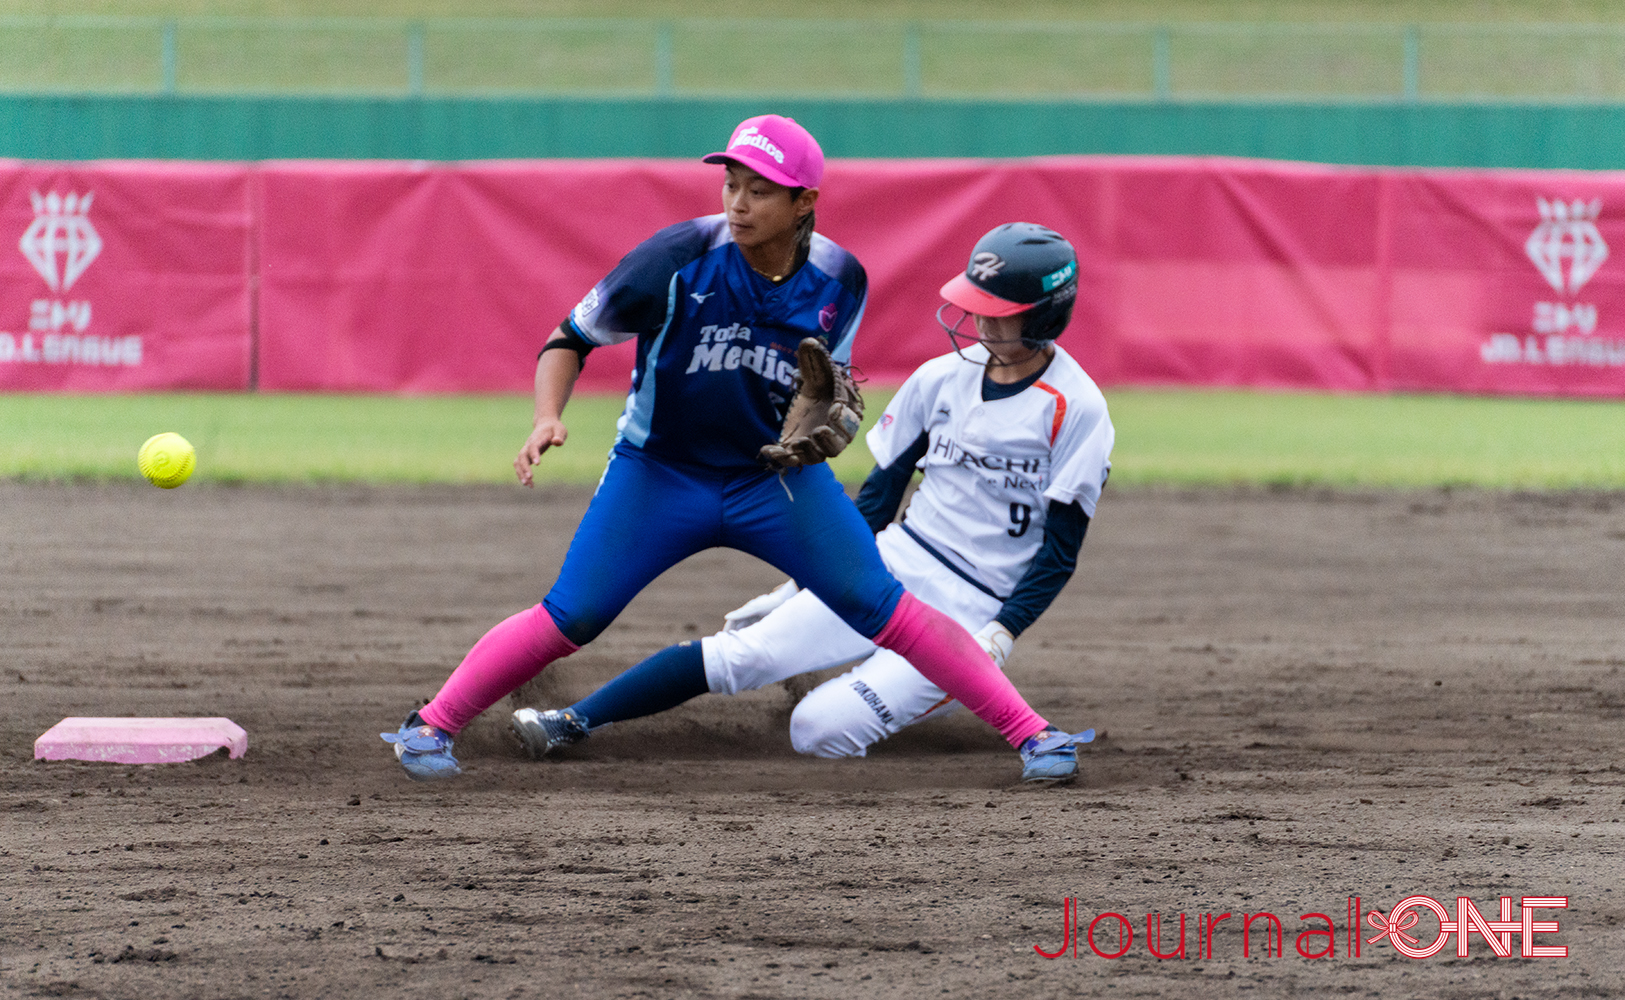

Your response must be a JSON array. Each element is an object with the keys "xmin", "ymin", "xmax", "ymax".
[
  {"xmin": 0, "ymin": 162, "xmax": 252, "ymax": 391},
  {"xmin": 6, "ymin": 157, "xmax": 1624, "ymax": 397},
  {"xmin": 255, "ymin": 157, "xmax": 1625, "ymax": 397},
  {"xmin": 255, "ymin": 161, "xmax": 715, "ymax": 392}
]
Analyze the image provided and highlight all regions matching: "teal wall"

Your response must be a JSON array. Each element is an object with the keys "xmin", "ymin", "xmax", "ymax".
[{"xmin": 6, "ymin": 95, "xmax": 1625, "ymax": 168}]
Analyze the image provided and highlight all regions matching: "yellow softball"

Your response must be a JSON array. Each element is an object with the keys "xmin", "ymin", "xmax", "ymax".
[{"xmin": 137, "ymin": 432, "xmax": 196, "ymax": 489}]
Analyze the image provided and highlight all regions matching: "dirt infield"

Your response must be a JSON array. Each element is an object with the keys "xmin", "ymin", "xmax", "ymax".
[{"xmin": 3, "ymin": 481, "xmax": 1622, "ymax": 999}]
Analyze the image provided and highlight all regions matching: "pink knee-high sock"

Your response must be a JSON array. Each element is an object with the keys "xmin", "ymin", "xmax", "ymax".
[
  {"xmin": 872, "ymin": 592, "xmax": 1049, "ymax": 748},
  {"xmin": 418, "ymin": 604, "xmax": 579, "ymax": 735}
]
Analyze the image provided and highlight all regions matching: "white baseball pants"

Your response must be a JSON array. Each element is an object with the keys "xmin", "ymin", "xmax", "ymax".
[{"xmin": 702, "ymin": 525, "xmax": 1003, "ymax": 757}]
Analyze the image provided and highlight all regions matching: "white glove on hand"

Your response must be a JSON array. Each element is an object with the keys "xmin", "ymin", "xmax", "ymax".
[
  {"xmin": 722, "ymin": 580, "xmax": 800, "ymax": 632},
  {"xmin": 973, "ymin": 621, "xmax": 1015, "ymax": 669}
]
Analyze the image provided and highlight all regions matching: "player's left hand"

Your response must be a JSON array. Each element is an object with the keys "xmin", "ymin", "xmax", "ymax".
[{"xmin": 973, "ymin": 621, "xmax": 1015, "ymax": 669}]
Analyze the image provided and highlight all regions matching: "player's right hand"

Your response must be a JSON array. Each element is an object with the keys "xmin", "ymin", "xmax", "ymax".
[
  {"xmin": 515, "ymin": 418, "xmax": 568, "ymax": 487},
  {"xmin": 722, "ymin": 580, "xmax": 799, "ymax": 631}
]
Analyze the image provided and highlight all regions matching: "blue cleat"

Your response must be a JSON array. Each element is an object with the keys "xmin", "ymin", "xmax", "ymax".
[
  {"xmin": 1019, "ymin": 727, "xmax": 1095, "ymax": 785},
  {"xmin": 380, "ymin": 711, "xmax": 462, "ymax": 782},
  {"xmin": 510, "ymin": 706, "xmax": 590, "ymax": 760}
]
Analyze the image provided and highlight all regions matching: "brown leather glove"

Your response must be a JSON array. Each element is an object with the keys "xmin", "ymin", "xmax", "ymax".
[{"xmin": 758, "ymin": 338, "xmax": 864, "ymax": 471}]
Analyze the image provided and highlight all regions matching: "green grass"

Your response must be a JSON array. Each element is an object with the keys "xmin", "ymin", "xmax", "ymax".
[
  {"xmin": 1, "ymin": 393, "xmax": 603, "ymax": 485},
  {"xmin": 4, "ymin": 389, "xmax": 1624, "ymax": 489},
  {"xmin": 7, "ymin": 1, "xmax": 1621, "ymax": 23},
  {"xmin": 6, "ymin": 9, "xmax": 1625, "ymax": 101},
  {"xmin": 1104, "ymin": 390, "xmax": 1625, "ymax": 488}
]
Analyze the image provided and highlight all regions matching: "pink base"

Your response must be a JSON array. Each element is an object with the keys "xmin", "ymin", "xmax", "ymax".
[{"xmin": 34, "ymin": 717, "xmax": 248, "ymax": 764}]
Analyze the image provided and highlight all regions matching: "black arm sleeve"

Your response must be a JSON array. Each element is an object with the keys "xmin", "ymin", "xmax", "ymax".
[
  {"xmin": 539, "ymin": 319, "xmax": 596, "ymax": 365},
  {"xmin": 994, "ymin": 499, "xmax": 1089, "ymax": 637},
  {"xmin": 852, "ymin": 430, "xmax": 930, "ymax": 535}
]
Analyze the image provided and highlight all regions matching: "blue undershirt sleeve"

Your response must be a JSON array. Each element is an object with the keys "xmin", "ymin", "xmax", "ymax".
[
  {"xmin": 995, "ymin": 499, "xmax": 1090, "ymax": 637},
  {"xmin": 853, "ymin": 431, "xmax": 930, "ymax": 534}
]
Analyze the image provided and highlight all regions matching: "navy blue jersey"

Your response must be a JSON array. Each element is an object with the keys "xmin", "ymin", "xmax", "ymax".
[{"xmin": 566, "ymin": 214, "xmax": 868, "ymax": 469}]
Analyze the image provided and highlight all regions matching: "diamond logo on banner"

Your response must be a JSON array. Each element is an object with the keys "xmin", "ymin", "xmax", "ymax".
[
  {"xmin": 1525, "ymin": 197, "xmax": 1608, "ymax": 296},
  {"xmin": 19, "ymin": 190, "xmax": 103, "ymax": 292}
]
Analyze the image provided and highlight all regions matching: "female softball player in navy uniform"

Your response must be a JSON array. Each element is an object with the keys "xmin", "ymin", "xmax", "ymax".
[
  {"xmin": 383, "ymin": 116, "xmax": 1088, "ymax": 783},
  {"xmin": 511, "ymin": 223, "xmax": 1110, "ymax": 782}
]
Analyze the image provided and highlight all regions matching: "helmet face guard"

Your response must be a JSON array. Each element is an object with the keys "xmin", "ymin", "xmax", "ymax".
[
  {"xmin": 938, "ymin": 223, "xmax": 1079, "ymax": 355},
  {"xmin": 935, "ymin": 302, "xmax": 992, "ymax": 364}
]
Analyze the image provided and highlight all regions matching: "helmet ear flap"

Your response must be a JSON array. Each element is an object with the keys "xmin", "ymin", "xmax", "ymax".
[
  {"xmin": 1019, "ymin": 307, "xmax": 1052, "ymax": 351},
  {"xmin": 1017, "ymin": 282, "xmax": 1076, "ymax": 347}
]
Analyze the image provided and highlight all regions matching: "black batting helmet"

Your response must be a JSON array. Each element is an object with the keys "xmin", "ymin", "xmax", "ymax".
[{"xmin": 939, "ymin": 223, "xmax": 1078, "ymax": 348}]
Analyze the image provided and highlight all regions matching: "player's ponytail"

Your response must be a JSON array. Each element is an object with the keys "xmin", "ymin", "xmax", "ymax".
[
  {"xmin": 790, "ymin": 188, "xmax": 815, "ymax": 271},
  {"xmin": 794, "ymin": 206, "xmax": 816, "ymax": 254}
]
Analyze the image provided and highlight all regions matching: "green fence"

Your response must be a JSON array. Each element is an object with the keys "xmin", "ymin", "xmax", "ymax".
[
  {"xmin": 7, "ymin": 15, "xmax": 1625, "ymax": 102},
  {"xmin": 9, "ymin": 15, "xmax": 1625, "ymax": 168},
  {"xmin": 4, "ymin": 94, "xmax": 1625, "ymax": 169}
]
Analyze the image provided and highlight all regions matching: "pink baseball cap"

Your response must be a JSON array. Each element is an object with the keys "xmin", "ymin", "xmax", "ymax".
[{"xmin": 703, "ymin": 114, "xmax": 824, "ymax": 189}]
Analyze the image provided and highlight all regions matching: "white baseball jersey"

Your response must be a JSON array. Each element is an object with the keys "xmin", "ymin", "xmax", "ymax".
[{"xmin": 866, "ymin": 342, "xmax": 1114, "ymax": 601}]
